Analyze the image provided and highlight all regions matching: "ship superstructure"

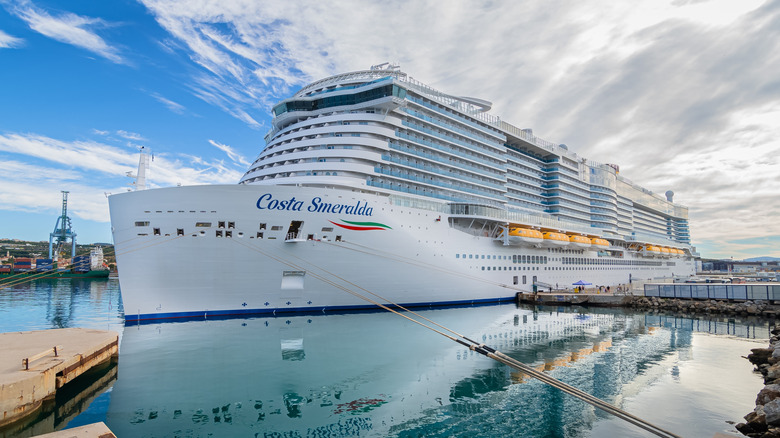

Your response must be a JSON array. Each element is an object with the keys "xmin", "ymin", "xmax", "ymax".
[
  {"xmin": 109, "ymin": 65, "xmax": 695, "ymax": 322},
  {"xmin": 241, "ymin": 64, "xmax": 690, "ymax": 249}
]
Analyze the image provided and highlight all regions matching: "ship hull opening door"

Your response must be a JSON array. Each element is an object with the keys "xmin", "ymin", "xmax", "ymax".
[{"xmin": 286, "ymin": 221, "xmax": 303, "ymax": 241}]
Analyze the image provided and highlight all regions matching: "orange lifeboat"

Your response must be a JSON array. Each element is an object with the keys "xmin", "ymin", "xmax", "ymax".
[
  {"xmin": 508, "ymin": 228, "xmax": 544, "ymax": 245},
  {"xmin": 592, "ymin": 238, "xmax": 609, "ymax": 248},
  {"xmin": 543, "ymin": 232, "xmax": 570, "ymax": 247},
  {"xmin": 568, "ymin": 235, "xmax": 592, "ymax": 248}
]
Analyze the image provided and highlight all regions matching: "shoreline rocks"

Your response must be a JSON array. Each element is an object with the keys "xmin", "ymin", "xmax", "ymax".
[
  {"xmin": 737, "ymin": 326, "xmax": 780, "ymax": 437},
  {"xmin": 626, "ymin": 296, "xmax": 779, "ymax": 318}
]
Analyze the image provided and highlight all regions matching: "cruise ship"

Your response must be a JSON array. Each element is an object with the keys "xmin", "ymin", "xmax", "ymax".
[{"xmin": 109, "ymin": 64, "xmax": 696, "ymax": 322}]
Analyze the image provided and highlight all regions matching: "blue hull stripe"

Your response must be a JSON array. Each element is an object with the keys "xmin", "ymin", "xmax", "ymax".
[{"xmin": 124, "ymin": 296, "xmax": 518, "ymax": 325}]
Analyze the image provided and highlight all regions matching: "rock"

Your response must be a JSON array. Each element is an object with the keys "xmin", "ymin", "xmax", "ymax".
[
  {"xmin": 746, "ymin": 406, "xmax": 768, "ymax": 432},
  {"xmin": 751, "ymin": 348, "xmax": 775, "ymax": 365},
  {"xmin": 768, "ymin": 365, "xmax": 780, "ymax": 382},
  {"xmin": 759, "ymin": 385, "xmax": 780, "ymax": 406},
  {"xmin": 736, "ymin": 422, "xmax": 754, "ymax": 434},
  {"xmin": 766, "ymin": 400, "xmax": 780, "ymax": 426}
]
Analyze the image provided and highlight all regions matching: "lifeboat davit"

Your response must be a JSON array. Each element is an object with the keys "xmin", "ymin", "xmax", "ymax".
[
  {"xmin": 568, "ymin": 235, "xmax": 592, "ymax": 248},
  {"xmin": 508, "ymin": 228, "xmax": 544, "ymax": 245},
  {"xmin": 592, "ymin": 238, "xmax": 610, "ymax": 248},
  {"xmin": 543, "ymin": 232, "xmax": 570, "ymax": 247}
]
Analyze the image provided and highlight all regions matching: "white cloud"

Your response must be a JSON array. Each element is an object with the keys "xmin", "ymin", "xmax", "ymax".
[
  {"xmin": 208, "ymin": 139, "xmax": 250, "ymax": 167},
  {"xmin": 0, "ymin": 132, "xmax": 245, "ymax": 222},
  {"xmin": 8, "ymin": 0, "xmax": 124, "ymax": 63},
  {"xmin": 116, "ymin": 130, "xmax": 146, "ymax": 141},
  {"xmin": 0, "ymin": 29, "xmax": 23, "ymax": 48},
  {"xmin": 149, "ymin": 91, "xmax": 186, "ymax": 114}
]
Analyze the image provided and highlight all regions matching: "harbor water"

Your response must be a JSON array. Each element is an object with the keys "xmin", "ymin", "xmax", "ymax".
[{"xmin": 0, "ymin": 279, "xmax": 769, "ymax": 437}]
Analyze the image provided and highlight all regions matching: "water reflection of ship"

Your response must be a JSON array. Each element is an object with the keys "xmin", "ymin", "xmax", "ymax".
[
  {"xmin": 104, "ymin": 304, "xmax": 769, "ymax": 437},
  {"xmin": 106, "ymin": 305, "xmax": 629, "ymax": 436},
  {"xmin": 394, "ymin": 308, "xmax": 769, "ymax": 437}
]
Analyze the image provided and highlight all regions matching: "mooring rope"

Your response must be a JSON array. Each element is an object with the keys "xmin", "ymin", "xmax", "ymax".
[
  {"xmin": 225, "ymin": 238, "xmax": 681, "ymax": 438},
  {"xmin": 2, "ymin": 232, "xmax": 679, "ymax": 436}
]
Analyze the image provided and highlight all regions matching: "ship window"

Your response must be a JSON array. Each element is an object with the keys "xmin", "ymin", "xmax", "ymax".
[
  {"xmin": 307, "ymin": 234, "xmax": 314, "ymax": 240},
  {"xmin": 271, "ymin": 226, "xmax": 283, "ymax": 231},
  {"xmin": 513, "ymin": 276, "xmax": 518, "ymax": 285},
  {"xmin": 177, "ymin": 228, "xmax": 184, "ymax": 236},
  {"xmin": 153, "ymin": 228, "xmax": 160, "ymax": 236},
  {"xmin": 218, "ymin": 221, "xmax": 225, "ymax": 228},
  {"xmin": 216, "ymin": 230, "xmax": 223, "ymax": 237},
  {"xmin": 228, "ymin": 222, "xmax": 235, "ymax": 229},
  {"xmin": 522, "ymin": 275, "xmax": 527, "ymax": 284},
  {"xmin": 135, "ymin": 221, "xmax": 150, "ymax": 227},
  {"xmin": 462, "ymin": 254, "xmax": 466, "ymax": 258},
  {"xmin": 259, "ymin": 223, "xmax": 266, "ymax": 230},
  {"xmin": 482, "ymin": 267, "xmax": 485, "ymax": 271},
  {"xmin": 226, "ymin": 231, "xmax": 232, "ymax": 238},
  {"xmin": 257, "ymin": 232, "xmax": 264, "ymax": 238},
  {"xmin": 321, "ymin": 227, "xmax": 334, "ymax": 232},
  {"xmin": 469, "ymin": 255, "xmax": 473, "ymax": 259},
  {"xmin": 456, "ymin": 254, "xmax": 460, "ymax": 259},
  {"xmin": 335, "ymin": 235, "xmax": 342, "ymax": 242},
  {"xmin": 196, "ymin": 222, "xmax": 211, "ymax": 227}
]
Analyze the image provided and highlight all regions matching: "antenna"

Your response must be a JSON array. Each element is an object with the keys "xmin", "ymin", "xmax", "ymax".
[{"xmin": 128, "ymin": 146, "xmax": 151, "ymax": 190}]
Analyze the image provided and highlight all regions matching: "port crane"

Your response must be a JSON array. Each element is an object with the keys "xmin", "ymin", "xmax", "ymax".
[{"xmin": 48, "ymin": 191, "xmax": 76, "ymax": 260}]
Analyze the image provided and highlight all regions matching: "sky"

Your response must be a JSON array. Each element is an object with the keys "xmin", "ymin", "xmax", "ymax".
[{"xmin": 0, "ymin": 0, "xmax": 778, "ymax": 260}]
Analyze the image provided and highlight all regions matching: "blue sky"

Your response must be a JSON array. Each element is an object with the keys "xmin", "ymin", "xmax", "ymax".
[{"xmin": 0, "ymin": 0, "xmax": 778, "ymax": 260}]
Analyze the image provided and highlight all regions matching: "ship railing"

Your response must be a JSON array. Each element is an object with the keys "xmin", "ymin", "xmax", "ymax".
[{"xmin": 285, "ymin": 232, "xmax": 305, "ymax": 242}]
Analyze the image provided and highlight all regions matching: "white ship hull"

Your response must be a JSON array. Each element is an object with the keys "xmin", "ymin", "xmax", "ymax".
[{"xmin": 109, "ymin": 184, "xmax": 695, "ymax": 322}]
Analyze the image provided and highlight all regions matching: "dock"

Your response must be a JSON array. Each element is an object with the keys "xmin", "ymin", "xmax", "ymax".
[
  {"xmin": 0, "ymin": 328, "xmax": 118, "ymax": 429},
  {"xmin": 34, "ymin": 422, "xmax": 115, "ymax": 437},
  {"xmin": 517, "ymin": 291, "xmax": 632, "ymax": 306}
]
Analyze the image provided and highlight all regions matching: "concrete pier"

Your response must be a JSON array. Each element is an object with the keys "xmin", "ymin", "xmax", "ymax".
[
  {"xmin": 0, "ymin": 328, "xmax": 118, "ymax": 429},
  {"xmin": 34, "ymin": 422, "xmax": 115, "ymax": 437},
  {"xmin": 517, "ymin": 291, "xmax": 632, "ymax": 306}
]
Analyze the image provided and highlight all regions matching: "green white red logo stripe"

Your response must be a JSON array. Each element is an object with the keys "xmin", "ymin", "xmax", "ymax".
[{"xmin": 329, "ymin": 220, "xmax": 392, "ymax": 231}]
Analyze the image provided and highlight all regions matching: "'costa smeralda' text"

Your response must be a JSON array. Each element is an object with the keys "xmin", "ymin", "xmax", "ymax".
[{"xmin": 256, "ymin": 194, "xmax": 374, "ymax": 216}]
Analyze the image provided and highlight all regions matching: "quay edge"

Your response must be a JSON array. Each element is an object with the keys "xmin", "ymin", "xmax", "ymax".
[{"xmin": 0, "ymin": 328, "xmax": 118, "ymax": 429}]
